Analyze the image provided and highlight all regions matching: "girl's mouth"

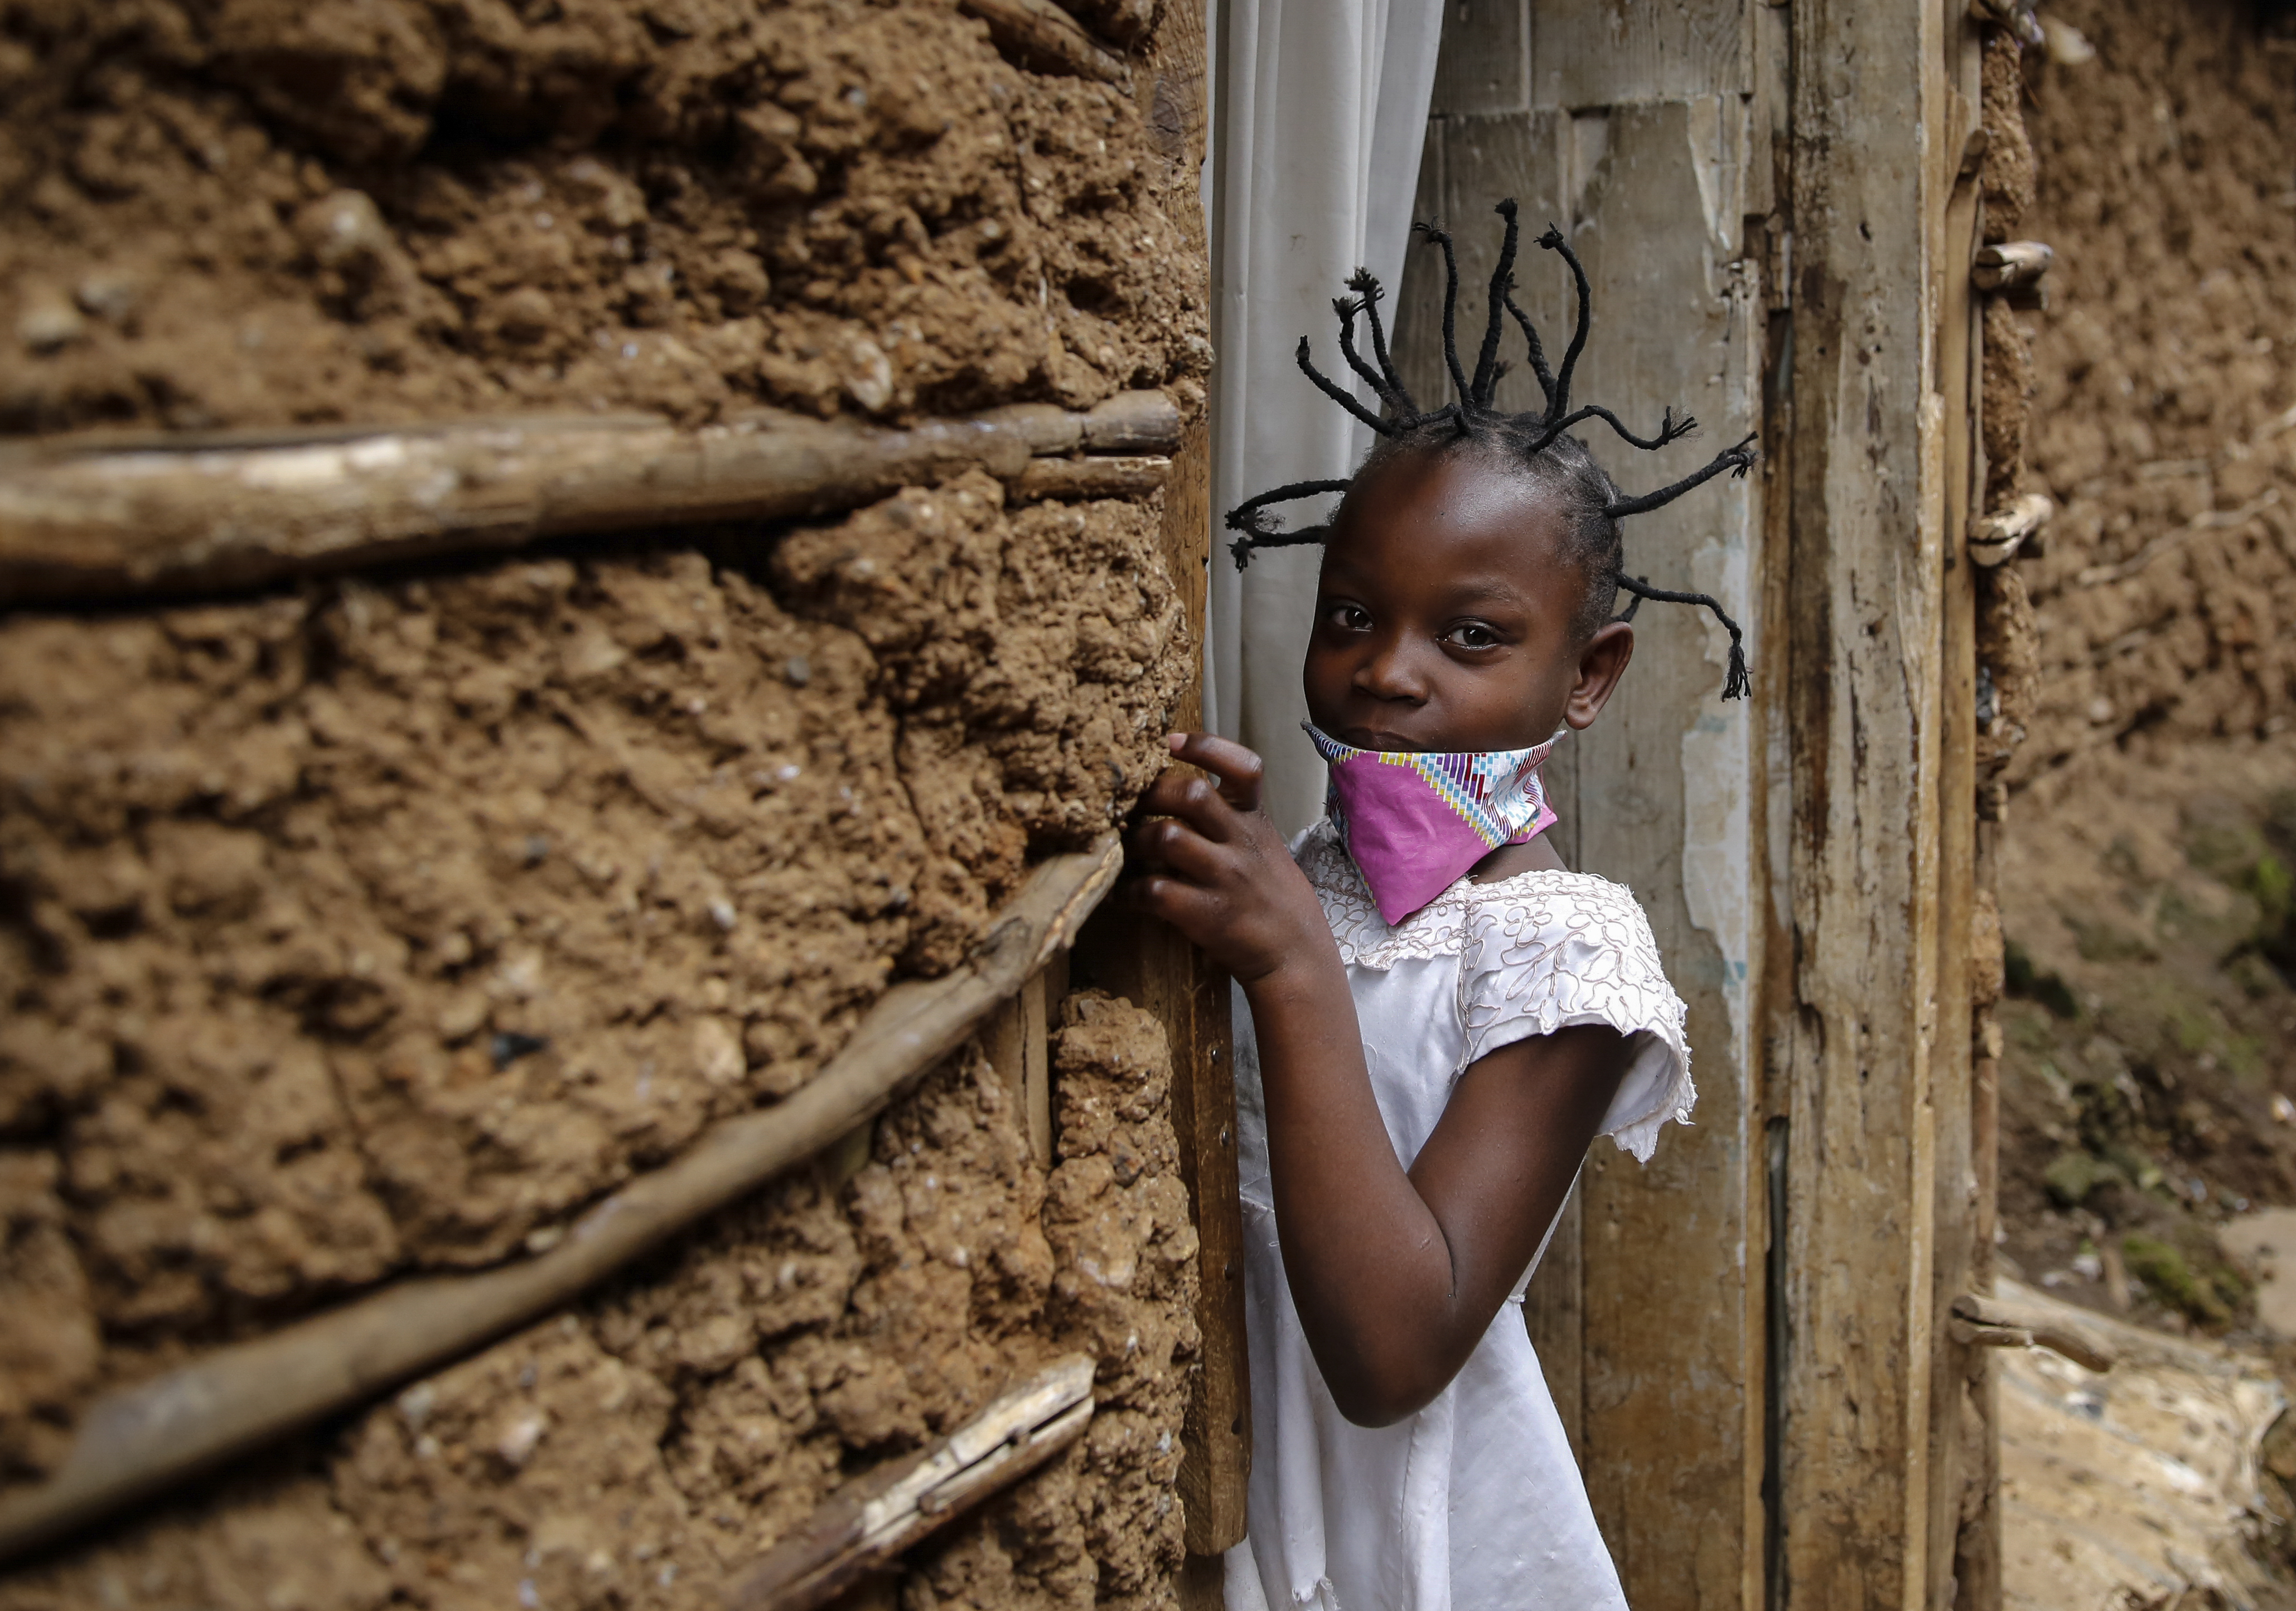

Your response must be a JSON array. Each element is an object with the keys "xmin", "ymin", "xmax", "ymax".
[{"xmin": 1336, "ymin": 728, "xmax": 1427, "ymax": 753}]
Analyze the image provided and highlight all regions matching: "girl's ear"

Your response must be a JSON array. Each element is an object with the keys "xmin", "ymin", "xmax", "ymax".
[{"xmin": 1563, "ymin": 620, "xmax": 1634, "ymax": 730}]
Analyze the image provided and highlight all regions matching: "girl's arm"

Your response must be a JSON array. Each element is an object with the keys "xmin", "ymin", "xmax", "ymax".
[{"xmin": 1133, "ymin": 734, "xmax": 1633, "ymax": 1428}]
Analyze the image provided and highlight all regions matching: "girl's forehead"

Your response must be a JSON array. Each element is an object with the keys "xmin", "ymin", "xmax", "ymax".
[{"xmin": 1334, "ymin": 450, "xmax": 1575, "ymax": 563}]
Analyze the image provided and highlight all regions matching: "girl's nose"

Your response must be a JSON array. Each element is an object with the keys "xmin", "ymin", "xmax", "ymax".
[{"xmin": 1354, "ymin": 636, "xmax": 1428, "ymax": 703}]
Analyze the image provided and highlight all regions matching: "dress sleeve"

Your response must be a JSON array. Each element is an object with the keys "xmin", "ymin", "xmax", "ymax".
[{"xmin": 1457, "ymin": 880, "xmax": 1695, "ymax": 1163}]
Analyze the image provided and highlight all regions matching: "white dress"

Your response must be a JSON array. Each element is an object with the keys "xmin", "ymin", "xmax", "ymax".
[{"xmin": 1224, "ymin": 821, "xmax": 1694, "ymax": 1611}]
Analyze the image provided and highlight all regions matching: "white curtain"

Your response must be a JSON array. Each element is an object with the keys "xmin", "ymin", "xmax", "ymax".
[{"xmin": 1206, "ymin": 0, "xmax": 1446, "ymax": 835}]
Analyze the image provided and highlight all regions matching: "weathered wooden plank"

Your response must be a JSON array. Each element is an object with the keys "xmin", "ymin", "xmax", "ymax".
[
  {"xmin": 730, "ymin": 1357, "xmax": 1098, "ymax": 1611},
  {"xmin": 1778, "ymin": 0, "xmax": 1951, "ymax": 1604},
  {"xmin": 1432, "ymin": 0, "xmax": 1531, "ymax": 117},
  {"xmin": 1128, "ymin": 0, "xmax": 1249, "ymax": 1566},
  {"xmin": 1530, "ymin": 0, "xmax": 1751, "ymax": 110},
  {"xmin": 1565, "ymin": 99, "xmax": 1763, "ymax": 1611},
  {"xmin": 1930, "ymin": 81, "xmax": 1984, "ymax": 1611}
]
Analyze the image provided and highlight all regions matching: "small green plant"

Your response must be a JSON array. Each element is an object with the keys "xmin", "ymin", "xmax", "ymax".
[
  {"xmin": 2043, "ymin": 1150, "xmax": 2120, "ymax": 1209},
  {"xmin": 2122, "ymin": 1230, "xmax": 2252, "ymax": 1330},
  {"xmin": 2253, "ymin": 853, "xmax": 2293, "ymax": 930}
]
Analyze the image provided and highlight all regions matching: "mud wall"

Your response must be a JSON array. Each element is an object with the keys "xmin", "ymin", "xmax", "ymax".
[
  {"xmin": 0, "ymin": 0, "xmax": 1210, "ymax": 1602},
  {"xmin": 1988, "ymin": 0, "xmax": 2296, "ymax": 1344},
  {"xmin": 2016, "ymin": 0, "xmax": 2296, "ymax": 780}
]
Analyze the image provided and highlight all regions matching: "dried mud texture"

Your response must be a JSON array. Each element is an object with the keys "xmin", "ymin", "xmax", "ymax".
[
  {"xmin": 2015, "ymin": 0, "xmax": 2296, "ymax": 782},
  {"xmin": 1978, "ymin": 30, "xmax": 2036, "ymax": 246},
  {"xmin": 0, "ymin": 992, "xmax": 1200, "ymax": 1611},
  {"xmin": 0, "ymin": 0, "xmax": 1210, "ymax": 435},
  {"xmin": 0, "ymin": 475, "xmax": 1183, "ymax": 1474}
]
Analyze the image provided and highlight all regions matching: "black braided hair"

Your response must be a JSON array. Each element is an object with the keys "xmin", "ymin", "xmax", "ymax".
[{"xmin": 1227, "ymin": 200, "xmax": 1759, "ymax": 700}]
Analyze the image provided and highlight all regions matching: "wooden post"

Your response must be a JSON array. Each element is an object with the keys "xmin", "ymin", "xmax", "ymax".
[
  {"xmin": 1076, "ymin": 0, "xmax": 1253, "ymax": 1578},
  {"xmin": 1931, "ymin": 23, "xmax": 1987, "ymax": 1607},
  {"xmin": 1074, "ymin": 408, "xmax": 1247, "ymax": 1563},
  {"xmin": 1776, "ymin": 0, "xmax": 1962, "ymax": 1605}
]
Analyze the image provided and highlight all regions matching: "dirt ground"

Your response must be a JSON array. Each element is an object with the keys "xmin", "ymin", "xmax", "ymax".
[{"xmin": 1995, "ymin": 0, "xmax": 2296, "ymax": 1343}]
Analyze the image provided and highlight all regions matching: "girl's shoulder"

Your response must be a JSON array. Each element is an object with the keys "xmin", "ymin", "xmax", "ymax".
[
  {"xmin": 1292, "ymin": 819, "xmax": 1662, "ymax": 973},
  {"xmin": 1295, "ymin": 820, "xmax": 1693, "ymax": 1160}
]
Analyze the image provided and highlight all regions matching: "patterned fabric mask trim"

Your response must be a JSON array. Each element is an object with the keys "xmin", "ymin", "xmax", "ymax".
[{"xmin": 1304, "ymin": 722, "xmax": 1563, "ymax": 925}]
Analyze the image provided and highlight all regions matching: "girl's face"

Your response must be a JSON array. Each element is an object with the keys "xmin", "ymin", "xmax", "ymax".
[{"xmin": 1302, "ymin": 449, "xmax": 1635, "ymax": 754}]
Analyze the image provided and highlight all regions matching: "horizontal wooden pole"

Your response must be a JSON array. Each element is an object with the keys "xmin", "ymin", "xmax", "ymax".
[
  {"xmin": 1950, "ymin": 1292, "xmax": 2116, "ymax": 1375},
  {"xmin": 1972, "ymin": 240, "xmax": 2053, "ymax": 293},
  {"xmin": 727, "ymin": 1356, "xmax": 1096, "ymax": 1611},
  {"xmin": 1010, "ymin": 454, "xmax": 1171, "ymax": 501},
  {"xmin": 0, "ymin": 391, "xmax": 1180, "ymax": 606},
  {"xmin": 0, "ymin": 838, "xmax": 1122, "ymax": 1568},
  {"xmin": 1969, "ymin": 491, "xmax": 2052, "ymax": 567},
  {"xmin": 958, "ymin": 0, "xmax": 1127, "ymax": 83}
]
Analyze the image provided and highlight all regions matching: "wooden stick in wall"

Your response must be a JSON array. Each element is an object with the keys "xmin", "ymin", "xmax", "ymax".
[
  {"xmin": 0, "ymin": 838, "xmax": 1123, "ymax": 1569},
  {"xmin": 0, "ymin": 391, "xmax": 1179, "ymax": 606},
  {"xmin": 727, "ymin": 1356, "xmax": 1096, "ymax": 1611},
  {"xmin": 956, "ymin": 0, "xmax": 1128, "ymax": 85}
]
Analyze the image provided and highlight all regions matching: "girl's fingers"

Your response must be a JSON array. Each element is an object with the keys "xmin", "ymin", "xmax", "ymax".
[
  {"xmin": 1129, "ymin": 873, "xmax": 1226, "ymax": 938},
  {"xmin": 1165, "ymin": 733, "xmax": 1266, "ymax": 814},
  {"xmin": 1132, "ymin": 816, "xmax": 1228, "ymax": 884},
  {"xmin": 1136, "ymin": 768, "xmax": 1239, "ymax": 843}
]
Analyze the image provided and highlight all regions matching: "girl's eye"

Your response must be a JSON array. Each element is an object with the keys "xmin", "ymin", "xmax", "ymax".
[
  {"xmin": 1444, "ymin": 622, "xmax": 1501, "ymax": 650},
  {"xmin": 1325, "ymin": 603, "xmax": 1372, "ymax": 632}
]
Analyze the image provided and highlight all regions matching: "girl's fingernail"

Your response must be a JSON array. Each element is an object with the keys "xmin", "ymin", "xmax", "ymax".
[{"xmin": 1165, "ymin": 733, "xmax": 1187, "ymax": 752}]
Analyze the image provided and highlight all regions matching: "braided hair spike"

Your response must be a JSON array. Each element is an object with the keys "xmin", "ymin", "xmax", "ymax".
[
  {"xmin": 1602, "ymin": 432, "xmax": 1759, "ymax": 519},
  {"xmin": 1470, "ymin": 200, "xmax": 1523, "ymax": 410},
  {"xmin": 1412, "ymin": 220, "xmax": 1474, "ymax": 412},
  {"xmin": 1615, "ymin": 576, "xmax": 1751, "ymax": 699},
  {"xmin": 1293, "ymin": 335, "xmax": 1396, "ymax": 437},
  {"xmin": 1331, "ymin": 297, "xmax": 1402, "ymax": 414},
  {"xmin": 1224, "ymin": 204, "xmax": 1762, "ymax": 699},
  {"xmin": 1226, "ymin": 478, "xmax": 1353, "ymax": 570},
  {"xmin": 1536, "ymin": 224, "xmax": 1595, "ymax": 422},
  {"xmin": 1344, "ymin": 268, "xmax": 1419, "ymax": 418}
]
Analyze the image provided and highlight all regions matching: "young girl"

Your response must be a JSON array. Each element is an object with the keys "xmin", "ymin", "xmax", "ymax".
[{"xmin": 1130, "ymin": 204, "xmax": 1754, "ymax": 1610}]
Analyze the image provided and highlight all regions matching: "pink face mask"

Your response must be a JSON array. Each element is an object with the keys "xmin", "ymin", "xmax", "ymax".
[{"xmin": 1304, "ymin": 722, "xmax": 1563, "ymax": 926}]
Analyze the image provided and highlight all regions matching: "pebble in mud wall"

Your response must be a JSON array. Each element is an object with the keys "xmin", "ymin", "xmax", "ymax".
[{"xmin": 0, "ymin": 991, "xmax": 1200, "ymax": 1611}]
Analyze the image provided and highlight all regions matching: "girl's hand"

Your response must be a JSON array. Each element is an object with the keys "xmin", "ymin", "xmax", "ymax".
[{"xmin": 1129, "ymin": 733, "xmax": 1335, "ymax": 986}]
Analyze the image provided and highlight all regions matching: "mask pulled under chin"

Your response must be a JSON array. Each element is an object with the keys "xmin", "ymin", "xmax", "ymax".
[{"xmin": 1304, "ymin": 722, "xmax": 1564, "ymax": 926}]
